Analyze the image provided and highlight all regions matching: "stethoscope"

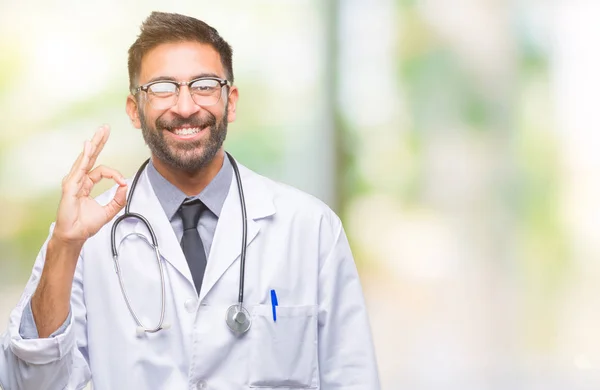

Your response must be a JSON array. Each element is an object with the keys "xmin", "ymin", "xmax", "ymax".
[{"xmin": 110, "ymin": 152, "xmax": 251, "ymax": 337}]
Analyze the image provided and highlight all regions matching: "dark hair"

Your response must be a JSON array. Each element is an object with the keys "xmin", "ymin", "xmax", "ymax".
[{"xmin": 127, "ymin": 11, "xmax": 234, "ymax": 92}]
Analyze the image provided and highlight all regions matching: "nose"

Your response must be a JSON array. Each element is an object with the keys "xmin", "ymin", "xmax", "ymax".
[{"xmin": 170, "ymin": 86, "xmax": 201, "ymax": 118}]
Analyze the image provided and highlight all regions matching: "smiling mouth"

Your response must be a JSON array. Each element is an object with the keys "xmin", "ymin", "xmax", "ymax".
[{"xmin": 170, "ymin": 127, "xmax": 202, "ymax": 136}]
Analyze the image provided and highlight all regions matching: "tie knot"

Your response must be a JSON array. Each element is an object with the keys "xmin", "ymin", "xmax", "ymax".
[{"xmin": 179, "ymin": 199, "xmax": 205, "ymax": 231}]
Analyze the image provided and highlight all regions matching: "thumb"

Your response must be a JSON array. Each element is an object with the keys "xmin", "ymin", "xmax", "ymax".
[{"xmin": 104, "ymin": 183, "xmax": 128, "ymax": 219}]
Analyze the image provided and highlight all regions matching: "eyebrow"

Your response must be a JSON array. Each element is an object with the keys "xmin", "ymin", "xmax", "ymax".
[{"xmin": 145, "ymin": 73, "xmax": 222, "ymax": 84}]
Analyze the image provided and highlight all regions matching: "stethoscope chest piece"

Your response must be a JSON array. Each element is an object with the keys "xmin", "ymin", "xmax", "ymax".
[{"xmin": 225, "ymin": 304, "xmax": 251, "ymax": 335}]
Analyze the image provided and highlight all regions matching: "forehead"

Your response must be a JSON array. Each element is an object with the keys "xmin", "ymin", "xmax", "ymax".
[{"xmin": 138, "ymin": 41, "xmax": 224, "ymax": 82}]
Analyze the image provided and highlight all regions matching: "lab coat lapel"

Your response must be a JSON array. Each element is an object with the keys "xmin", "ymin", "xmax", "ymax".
[
  {"xmin": 128, "ymin": 169, "xmax": 195, "ymax": 288},
  {"xmin": 199, "ymin": 163, "xmax": 275, "ymax": 302}
]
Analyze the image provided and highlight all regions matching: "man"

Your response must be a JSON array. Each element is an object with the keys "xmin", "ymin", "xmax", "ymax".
[{"xmin": 0, "ymin": 11, "xmax": 380, "ymax": 390}]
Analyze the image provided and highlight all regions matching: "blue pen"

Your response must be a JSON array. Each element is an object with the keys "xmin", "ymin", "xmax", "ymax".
[{"xmin": 270, "ymin": 289, "xmax": 278, "ymax": 322}]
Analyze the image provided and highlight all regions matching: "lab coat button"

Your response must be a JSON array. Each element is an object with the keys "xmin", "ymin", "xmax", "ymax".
[
  {"xmin": 184, "ymin": 298, "xmax": 196, "ymax": 313},
  {"xmin": 196, "ymin": 380, "xmax": 207, "ymax": 389}
]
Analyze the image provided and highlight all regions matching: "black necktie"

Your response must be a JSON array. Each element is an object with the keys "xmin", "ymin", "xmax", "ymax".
[{"xmin": 179, "ymin": 199, "xmax": 207, "ymax": 295}]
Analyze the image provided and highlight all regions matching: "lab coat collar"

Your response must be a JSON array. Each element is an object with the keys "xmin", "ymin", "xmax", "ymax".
[
  {"xmin": 200, "ymin": 162, "xmax": 275, "ymax": 302},
  {"xmin": 125, "ymin": 158, "xmax": 275, "ymax": 299}
]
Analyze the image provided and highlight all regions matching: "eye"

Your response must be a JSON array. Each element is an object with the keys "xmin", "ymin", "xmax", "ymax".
[
  {"xmin": 190, "ymin": 79, "xmax": 220, "ymax": 94},
  {"xmin": 147, "ymin": 82, "xmax": 177, "ymax": 96}
]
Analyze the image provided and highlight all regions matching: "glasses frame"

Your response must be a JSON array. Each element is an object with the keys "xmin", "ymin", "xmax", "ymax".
[{"xmin": 132, "ymin": 77, "xmax": 230, "ymax": 109}]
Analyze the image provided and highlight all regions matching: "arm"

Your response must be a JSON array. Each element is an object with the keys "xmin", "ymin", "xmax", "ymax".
[
  {"xmin": 318, "ymin": 218, "xmax": 381, "ymax": 389},
  {"xmin": 30, "ymin": 238, "xmax": 82, "ymax": 338},
  {"xmin": 1, "ymin": 228, "xmax": 90, "ymax": 390},
  {"xmin": 0, "ymin": 125, "xmax": 127, "ymax": 389}
]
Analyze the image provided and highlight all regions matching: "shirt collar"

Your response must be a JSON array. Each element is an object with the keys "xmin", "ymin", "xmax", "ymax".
[{"xmin": 146, "ymin": 155, "xmax": 233, "ymax": 221}]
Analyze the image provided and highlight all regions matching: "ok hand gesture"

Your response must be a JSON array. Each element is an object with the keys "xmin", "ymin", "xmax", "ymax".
[{"xmin": 52, "ymin": 125, "xmax": 128, "ymax": 246}]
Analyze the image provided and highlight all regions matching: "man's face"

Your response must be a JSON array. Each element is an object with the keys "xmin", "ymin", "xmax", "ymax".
[{"xmin": 126, "ymin": 41, "xmax": 238, "ymax": 172}]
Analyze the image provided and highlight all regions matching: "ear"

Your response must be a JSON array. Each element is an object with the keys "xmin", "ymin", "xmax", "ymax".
[
  {"xmin": 226, "ymin": 86, "xmax": 239, "ymax": 123},
  {"xmin": 126, "ymin": 94, "xmax": 142, "ymax": 129}
]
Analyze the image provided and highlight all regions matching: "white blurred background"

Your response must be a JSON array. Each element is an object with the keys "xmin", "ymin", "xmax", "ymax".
[{"xmin": 2, "ymin": 0, "xmax": 600, "ymax": 388}]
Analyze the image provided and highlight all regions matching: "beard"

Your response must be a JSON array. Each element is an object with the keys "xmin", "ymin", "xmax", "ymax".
[{"xmin": 139, "ymin": 106, "xmax": 228, "ymax": 173}]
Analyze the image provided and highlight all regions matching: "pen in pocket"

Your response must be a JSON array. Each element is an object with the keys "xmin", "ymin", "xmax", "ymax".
[{"xmin": 270, "ymin": 289, "xmax": 278, "ymax": 322}]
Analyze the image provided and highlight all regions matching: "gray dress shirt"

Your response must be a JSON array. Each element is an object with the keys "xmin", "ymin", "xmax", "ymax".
[{"xmin": 19, "ymin": 156, "xmax": 233, "ymax": 339}]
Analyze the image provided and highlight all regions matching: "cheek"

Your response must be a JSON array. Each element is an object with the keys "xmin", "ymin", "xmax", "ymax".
[
  {"xmin": 211, "ymin": 103, "xmax": 226, "ymax": 116},
  {"xmin": 140, "ymin": 109, "xmax": 160, "ymax": 128},
  {"xmin": 201, "ymin": 106, "xmax": 225, "ymax": 124}
]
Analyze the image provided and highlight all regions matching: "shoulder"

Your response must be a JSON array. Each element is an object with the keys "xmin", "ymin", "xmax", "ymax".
[{"xmin": 239, "ymin": 164, "xmax": 343, "ymax": 232}]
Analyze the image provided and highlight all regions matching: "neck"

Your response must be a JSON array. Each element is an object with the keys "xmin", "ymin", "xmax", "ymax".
[{"xmin": 151, "ymin": 150, "xmax": 225, "ymax": 196}]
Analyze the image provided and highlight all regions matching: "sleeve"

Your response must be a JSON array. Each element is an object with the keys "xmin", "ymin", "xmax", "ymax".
[
  {"xmin": 317, "ymin": 216, "xmax": 381, "ymax": 389},
  {"xmin": 0, "ymin": 223, "xmax": 92, "ymax": 390},
  {"xmin": 19, "ymin": 300, "xmax": 72, "ymax": 340}
]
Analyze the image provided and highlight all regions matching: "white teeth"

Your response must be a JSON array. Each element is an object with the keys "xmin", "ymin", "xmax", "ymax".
[{"xmin": 173, "ymin": 127, "xmax": 201, "ymax": 135}]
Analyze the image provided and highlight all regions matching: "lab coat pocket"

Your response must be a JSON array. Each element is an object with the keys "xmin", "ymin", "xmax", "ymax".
[{"xmin": 249, "ymin": 304, "xmax": 318, "ymax": 389}]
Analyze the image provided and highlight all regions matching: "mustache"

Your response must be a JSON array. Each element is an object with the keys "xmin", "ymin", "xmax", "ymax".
[{"xmin": 156, "ymin": 114, "xmax": 216, "ymax": 131}]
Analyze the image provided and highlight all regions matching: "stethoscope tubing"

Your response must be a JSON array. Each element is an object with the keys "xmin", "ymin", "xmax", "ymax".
[
  {"xmin": 230, "ymin": 154, "xmax": 247, "ymax": 305},
  {"xmin": 109, "ymin": 152, "xmax": 248, "ymax": 334}
]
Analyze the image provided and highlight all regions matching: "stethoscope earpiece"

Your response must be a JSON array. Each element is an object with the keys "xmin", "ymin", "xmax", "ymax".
[{"xmin": 136, "ymin": 326, "xmax": 145, "ymax": 337}]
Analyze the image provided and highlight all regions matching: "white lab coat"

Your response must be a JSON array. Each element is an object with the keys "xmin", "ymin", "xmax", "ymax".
[{"xmin": 0, "ymin": 161, "xmax": 380, "ymax": 390}]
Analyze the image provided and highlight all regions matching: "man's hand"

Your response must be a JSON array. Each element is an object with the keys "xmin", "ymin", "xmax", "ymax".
[{"xmin": 52, "ymin": 125, "xmax": 128, "ymax": 246}]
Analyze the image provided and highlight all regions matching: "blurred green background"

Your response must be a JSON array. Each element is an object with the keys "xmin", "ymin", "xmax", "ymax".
[{"xmin": 2, "ymin": 0, "xmax": 600, "ymax": 388}]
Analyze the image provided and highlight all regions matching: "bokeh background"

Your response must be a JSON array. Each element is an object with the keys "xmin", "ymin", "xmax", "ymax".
[{"xmin": 1, "ymin": 0, "xmax": 599, "ymax": 388}]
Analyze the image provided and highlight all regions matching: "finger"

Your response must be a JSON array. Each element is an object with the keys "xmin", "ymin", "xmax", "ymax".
[
  {"xmin": 88, "ymin": 165, "xmax": 127, "ymax": 186},
  {"xmin": 66, "ymin": 125, "xmax": 107, "ymax": 181},
  {"xmin": 78, "ymin": 165, "xmax": 127, "ymax": 198},
  {"xmin": 62, "ymin": 141, "xmax": 91, "ymax": 197},
  {"xmin": 77, "ymin": 175, "xmax": 94, "ymax": 199},
  {"xmin": 63, "ymin": 124, "xmax": 110, "ymax": 198},
  {"xmin": 86, "ymin": 125, "xmax": 110, "ymax": 172},
  {"xmin": 65, "ymin": 139, "xmax": 90, "ymax": 180},
  {"xmin": 103, "ymin": 182, "xmax": 128, "ymax": 220},
  {"xmin": 73, "ymin": 140, "xmax": 94, "ymax": 184},
  {"xmin": 62, "ymin": 168, "xmax": 85, "ymax": 197}
]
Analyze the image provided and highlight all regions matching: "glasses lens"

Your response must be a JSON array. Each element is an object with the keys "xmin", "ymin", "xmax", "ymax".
[
  {"xmin": 190, "ymin": 79, "xmax": 222, "ymax": 106},
  {"xmin": 147, "ymin": 82, "xmax": 178, "ymax": 109}
]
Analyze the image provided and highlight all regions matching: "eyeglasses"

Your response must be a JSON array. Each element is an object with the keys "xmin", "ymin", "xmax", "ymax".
[{"xmin": 133, "ymin": 77, "xmax": 230, "ymax": 110}]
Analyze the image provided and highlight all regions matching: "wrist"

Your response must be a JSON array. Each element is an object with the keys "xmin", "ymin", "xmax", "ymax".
[
  {"xmin": 46, "ymin": 235, "xmax": 84, "ymax": 268},
  {"xmin": 49, "ymin": 232, "xmax": 85, "ymax": 252}
]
